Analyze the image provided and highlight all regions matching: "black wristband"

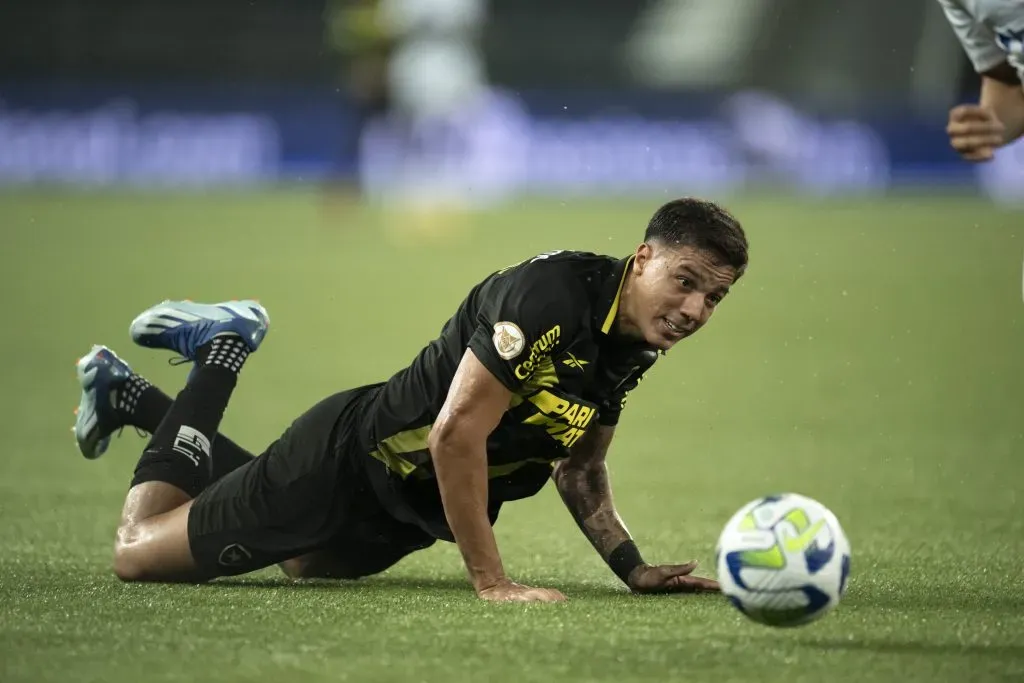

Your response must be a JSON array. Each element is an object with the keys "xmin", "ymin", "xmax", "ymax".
[{"xmin": 608, "ymin": 540, "xmax": 645, "ymax": 586}]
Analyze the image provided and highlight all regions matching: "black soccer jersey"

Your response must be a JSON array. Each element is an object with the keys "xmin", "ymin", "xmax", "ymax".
[{"xmin": 354, "ymin": 250, "xmax": 659, "ymax": 540}]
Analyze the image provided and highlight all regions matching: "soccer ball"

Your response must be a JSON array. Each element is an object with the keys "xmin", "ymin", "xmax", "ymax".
[{"xmin": 716, "ymin": 493, "xmax": 851, "ymax": 628}]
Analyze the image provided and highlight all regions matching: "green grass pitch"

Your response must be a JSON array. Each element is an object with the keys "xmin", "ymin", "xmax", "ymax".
[{"xmin": 1, "ymin": 188, "xmax": 1022, "ymax": 682}]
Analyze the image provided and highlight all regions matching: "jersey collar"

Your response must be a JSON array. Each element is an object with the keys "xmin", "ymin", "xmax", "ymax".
[{"xmin": 596, "ymin": 255, "xmax": 634, "ymax": 335}]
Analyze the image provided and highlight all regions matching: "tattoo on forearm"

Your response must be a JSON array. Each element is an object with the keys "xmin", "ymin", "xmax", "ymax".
[{"xmin": 555, "ymin": 461, "xmax": 631, "ymax": 561}]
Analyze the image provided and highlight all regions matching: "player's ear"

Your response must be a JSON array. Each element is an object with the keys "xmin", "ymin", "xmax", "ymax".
[{"xmin": 634, "ymin": 242, "xmax": 653, "ymax": 275}]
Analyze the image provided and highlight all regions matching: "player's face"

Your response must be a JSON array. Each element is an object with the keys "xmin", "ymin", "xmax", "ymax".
[{"xmin": 626, "ymin": 242, "xmax": 737, "ymax": 350}]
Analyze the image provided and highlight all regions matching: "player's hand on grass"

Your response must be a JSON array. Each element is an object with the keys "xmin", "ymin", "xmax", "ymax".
[
  {"xmin": 476, "ymin": 578, "xmax": 567, "ymax": 603},
  {"xmin": 946, "ymin": 104, "xmax": 1006, "ymax": 162},
  {"xmin": 627, "ymin": 561, "xmax": 720, "ymax": 594}
]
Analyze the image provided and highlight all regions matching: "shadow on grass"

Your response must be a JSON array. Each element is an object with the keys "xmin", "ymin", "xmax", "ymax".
[
  {"xmin": 204, "ymin": 574, "xmax": 615, "ymax": 595},
  {"xmin": 795, "ymin": 637, "xmax": 1024, "ymax": 660},
  {"xmin": 845, "ymin": 585, "xmax": 1024, "ymax": 614},
  {"xmin": 199, "ymin": 574, "xmax": 721, "ymax": 601}
]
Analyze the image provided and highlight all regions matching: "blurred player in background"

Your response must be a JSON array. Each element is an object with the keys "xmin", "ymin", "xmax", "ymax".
[
  {"xmin": 938, "ymin": 0, "xmax": 1024, "ymax": 161},
  {"xmin": 325, "ymin": 0, "xmax": 507, "ymax": 240},
  {"xmin": 374, "ymin": 0, "xmax": 505, "ymax": 236},
  {"xmin": 323, "ymin": 0, "xmax": 395, "ymax": 203}
]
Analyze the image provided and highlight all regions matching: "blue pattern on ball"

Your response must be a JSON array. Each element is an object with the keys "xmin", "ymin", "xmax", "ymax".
[{"xmin": 805, "ymin": 538, "xmax": 836, "ymax": 574}]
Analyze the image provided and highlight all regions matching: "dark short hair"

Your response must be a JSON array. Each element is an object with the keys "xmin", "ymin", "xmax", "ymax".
[{"xmin": 644, "ymin": 198, "xmax": 749, "ymax": 275}]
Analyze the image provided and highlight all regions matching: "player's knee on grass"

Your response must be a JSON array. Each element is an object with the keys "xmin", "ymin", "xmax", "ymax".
[
  {"xmin": 113, "ymin": 522, "xmax": 154, "ymax": 582},
  {"xmin": 112, "ymin": 502, "xmax": 202, "ymax": 582}
]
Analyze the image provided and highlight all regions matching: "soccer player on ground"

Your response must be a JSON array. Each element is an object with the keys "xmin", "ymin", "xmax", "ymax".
[
  {"xmin": 938, "ymin": 0, "xmax": 1024, "ymax": 161},
  {"xmin": 72, "ymin": 198, "xmax": 747, "ymax": 603}
]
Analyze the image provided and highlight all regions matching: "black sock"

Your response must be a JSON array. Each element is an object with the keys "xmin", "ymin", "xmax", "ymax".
[
  {"xmin": 116, "ymin": 375, "xmax": 162, "ymax": 431},
  {"xmin": 119, "ymin": 377, "xmax": 256, "ymax": 482},
  {"xmin": 130, "ymin": 335, "xmax": 251, "ymax": 497}
]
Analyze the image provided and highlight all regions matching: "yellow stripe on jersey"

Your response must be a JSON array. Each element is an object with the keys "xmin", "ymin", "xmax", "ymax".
[
  {"xmin": 368, "ymin": 424, "xmax": 432, "ymax": 479},
  {"xmin": 600, "ymin": 255, "xmax": 634, "ymax": 334}
]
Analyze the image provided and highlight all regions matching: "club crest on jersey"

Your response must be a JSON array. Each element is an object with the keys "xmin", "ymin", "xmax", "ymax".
[
  {"xmin": 493, "ymin": 322, "xmax": 525, "ymax": 360},
  {"xmin": 218, "ymin": 543, "xmax": 252, "ymax": 567}
]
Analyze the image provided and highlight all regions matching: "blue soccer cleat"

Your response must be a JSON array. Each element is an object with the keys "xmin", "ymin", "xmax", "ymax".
[
  {"xmin": 74, "ymin": 345, "xmax": 133, "ymax": 460},
  {"xmin": 129, "ymin": 299, "xmax": 270, "ymax": 360}
]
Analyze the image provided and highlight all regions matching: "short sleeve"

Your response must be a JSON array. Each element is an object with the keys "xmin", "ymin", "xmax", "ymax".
[
  {"xmin": 589, "ymin": 347, "xmax": 659, "ymax": 427},
  {"xmin": 937, "ymin": 0, "xmax": 1007, "ymax": 74},
  {"xmin": 467, "ymin": 263, "xmax": 580, "ymax": 393}
]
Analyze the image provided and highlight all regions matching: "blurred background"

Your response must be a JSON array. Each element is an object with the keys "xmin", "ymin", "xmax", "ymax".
[{"xmin": 1, "ymin": 0, "xmax": 1022, "ymax": 205}]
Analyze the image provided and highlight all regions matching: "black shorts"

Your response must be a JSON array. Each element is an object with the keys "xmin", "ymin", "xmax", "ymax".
[{"xmin": 186, "ymin": 388, "xmax": 436, "ymax": 577}]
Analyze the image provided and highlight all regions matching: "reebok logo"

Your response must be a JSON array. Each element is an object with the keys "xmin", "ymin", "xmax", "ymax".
[
  {"xmin": 172, "ymin": 425, "xmax": 211, "ymax": 466},
  {"xmin": 562, "ymin": 353, "xmax": 589, "ymax": 371}
]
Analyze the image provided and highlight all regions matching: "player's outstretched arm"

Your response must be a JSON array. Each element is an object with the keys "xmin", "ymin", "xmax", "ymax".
[
  {"xmin": 429, "ymin": 348, "xmax": 567, "ymax": 603},
  {"xmin": 552, "ymin": 425, "xmax": 719, "ymax": 594},
  {"xmin": 947, "ymin": 63, "xmax": 1024, "ymax": 161}
]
